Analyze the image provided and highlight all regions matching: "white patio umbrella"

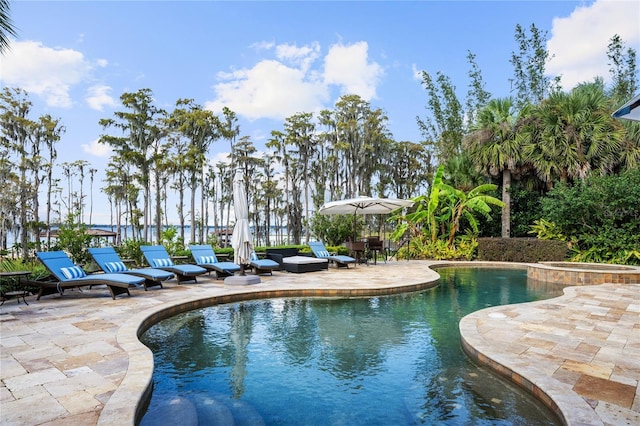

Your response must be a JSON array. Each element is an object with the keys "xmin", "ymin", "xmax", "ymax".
[
  {"xmin": 231, "ymin": 169, "xmax": 253, "ymax": 272},
  {"xmin": 612, "ymin": 93, "xmax": 640, "ymax": 122},
  {"xmin": 318, "ymin": 195, "xmax": 414, "ymax": 239},
  {"xmin": 318, "ymin": 196, "xmax": 414, "ymax": 215}
]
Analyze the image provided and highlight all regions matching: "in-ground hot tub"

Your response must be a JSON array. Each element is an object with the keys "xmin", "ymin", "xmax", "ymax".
[{"xmin": 527, "ymin": 261, "xmax": 640, "ymax": 285}]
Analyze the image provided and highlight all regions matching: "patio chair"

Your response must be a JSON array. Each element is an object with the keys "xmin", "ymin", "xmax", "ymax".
[
  {"xmin": 366, "ymin": 236, "xmax": 385, "ymax": 264},
  {"xmin": 88, "ymin": 247, "xmax": 174, "ymax": 290},
  {"xmin": 249, "ymin": 251, "xmax": 280, "ymax": 275},
  {"xmin": 308, "ymin": 241, "xmax": 356, "ymax": 268},
  {"xmin": 189, "ymin": 244, "xmax": 241, "ymax": 279},
  {"xmin": 140, "ymin": 245, "xmax": 207, "ymax": 283},
  {"xmin": 35, "ymin": 251, "xmax": 143, "ymax": 300}
]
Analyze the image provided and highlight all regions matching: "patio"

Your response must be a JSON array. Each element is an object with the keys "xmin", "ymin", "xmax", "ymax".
[{"xmin": 0, "ymin": 260, "xmax": 638, "ymax": 425}]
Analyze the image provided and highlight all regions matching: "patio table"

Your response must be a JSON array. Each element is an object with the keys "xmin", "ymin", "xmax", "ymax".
[{"xmin": 0, "ymin": 270, "xmax": 31, "ymax": 305}]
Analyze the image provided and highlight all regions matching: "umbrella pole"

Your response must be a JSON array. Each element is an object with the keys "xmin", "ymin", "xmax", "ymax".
[{"xmin": 353, "ymin": 212, "xmax": 357, "ymax": 241}]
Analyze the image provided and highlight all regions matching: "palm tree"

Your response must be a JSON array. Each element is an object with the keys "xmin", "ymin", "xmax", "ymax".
[
  {"xmin": 525, "ymin": 82, "xmax": 624, "ymax": 186},
  {"xmin": 463, "ymin": 97, "xmax": 522, "ymax": 238},
  {"xmin": 0, "ymin": 0, "xmax": 18, "ymax": 55},
  {"xmin": 617, "ymin": 121, "xmax": 640, "ymax": 171}
]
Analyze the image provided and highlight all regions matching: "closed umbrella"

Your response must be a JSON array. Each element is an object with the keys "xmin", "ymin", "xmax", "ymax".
[
  {"xmin": 231, "ymin": 169, "xmax": 253, "ymax": 273},
  {"xmin": 612, "ymin": 93, "xmax": 640, "ymax": 122},
  {"xmin": 318, "ymin": 195, "xmax": 414, "ymax": 239}
]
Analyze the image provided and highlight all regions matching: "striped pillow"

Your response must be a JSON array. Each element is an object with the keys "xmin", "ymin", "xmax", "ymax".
[
  {"xmin": 154, "ymin": 258, "xmax": 174, "ymax": 267},
  {"xmin": 105, "ymin": 261, "xmax": 127, "ymax": 273},
  {"xmin": 60, "ymin": 266, "xmax": 86, "ymax": 279},
  {"xmin": 200, "ymin": 255, "xmax": 216, "ymax": 264},
  {"xmin": 318, "ymin": 250, "xmax": 330, "ymax": 258},
  {"xmin": 250, "ymin": 252, "xmax": 259, "ymax": 262}
]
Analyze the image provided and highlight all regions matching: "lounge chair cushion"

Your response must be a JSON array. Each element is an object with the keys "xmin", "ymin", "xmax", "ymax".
[
  {"xmin": 154, "ymin": 258, "xmax": 174, "ymax": 267},
  {"xmin": 60, "ymin": 266, "xmax": 86, "ymax": 279},
  {"xmin": 105, "ymin": 261, "xmax": 127, "ymax": 273},
  {"xmin": 282, "ymin": 256, "xmax": 328, "ymax": 273},
  {"xmin": 282, "ymin": 256, "xmax": 327, "ymax": 265}
]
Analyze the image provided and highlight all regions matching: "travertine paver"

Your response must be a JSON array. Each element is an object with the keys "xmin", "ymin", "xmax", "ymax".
[
  {"xmin": 460, "ymin": 283, "xmax": 640, "ymax": 426},
  {"xmin": 1, "ymin": 261, "xmax": 638, "ymax": 425}
]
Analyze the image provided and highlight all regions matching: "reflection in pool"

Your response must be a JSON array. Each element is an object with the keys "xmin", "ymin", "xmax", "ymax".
[{"xmin": 140, "ymin": 268, "xmax": 565, "ymax": 425}]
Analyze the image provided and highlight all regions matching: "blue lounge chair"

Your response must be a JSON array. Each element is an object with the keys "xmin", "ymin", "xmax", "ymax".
[
  {"xmin": 249, "ymin": 251, "xmax": 280, "ymax": 275},
  {"xmin": 189, "ymin": 244, "xmax": 241, "ymax": 279},
  {"xmin": 140, "ymin": 245, "xmax": 207, "ymax": 283},
  {"xmin": 35, "ymin": 251, "xmax": 143, "ymax": 300},
  {"xmin": 88, "ymin": 247, "xmax": 174, "ymax": 290},
  {"xmin": 308, "ymin": 241, "xmax": 356, "ymax": 268}
]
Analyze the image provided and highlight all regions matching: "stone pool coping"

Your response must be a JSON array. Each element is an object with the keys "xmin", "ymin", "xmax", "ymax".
[
  {"xmin": 1, "ymin": 260, "xmax": 638, "ymax": 425},
  {"xmin": 528, "ymin": 261, "xmax": 640, "ymax": 285}
]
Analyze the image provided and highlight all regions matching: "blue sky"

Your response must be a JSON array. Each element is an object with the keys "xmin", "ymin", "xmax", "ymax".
[{"xmin": 2, "ymin": 0, "xmax": 639, "ymax": 225}]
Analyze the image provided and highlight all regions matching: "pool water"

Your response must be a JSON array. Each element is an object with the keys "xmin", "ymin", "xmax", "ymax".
[{"xmin": 140, "ymin": 268, "xmax": 565, "ymax": 425}]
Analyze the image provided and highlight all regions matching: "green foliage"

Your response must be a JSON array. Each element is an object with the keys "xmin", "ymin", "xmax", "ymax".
[
  {"xmin": 115, "ymin": 239, "xmax": 144, "ymax": 267},
  {"xmin": 417, "ymin": 70, "xmax": 464, "ymax": 163},
  {"xmin": 397, "ymin": 235, "xmax": 477, "ymax": 260},
  {"xmin": 309, "ymin": 214, "xmax": 362, "ymax": 246},
  {"xmin": 391, "ymin": 166, "xmax": 446, "ymax": 244},
  {"xmin": 510, "ymin": 187, "xmax": 543, "ymax": 237},
  {"xmin": 392, "ymin": 165, "xmax": 502, "ymax": 260},
  {"xmin": 51, "ymin": 214, "xmax": 93, "ymax": 266},
  {"xmin": 540, "ymin": 168, "xmax": 640, "ymax": 265},
  {"xmin": 159, "ymin": 226, "xmax": 184, "ymax": 255},
  {"xmin": 528, "ymin": 218, "xmax": 565, "ymax": 241}
]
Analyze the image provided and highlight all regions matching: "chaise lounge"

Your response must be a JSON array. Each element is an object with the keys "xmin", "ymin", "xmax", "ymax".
[
  {"xmin": 88, "ymin": 247, "xmax": 174, "ymax": 290},
  {"xmin": 249, "ymin": 251, "xmax": 280, "ymax": 275},
  {"xmin": 308, "ymin": 241, "xmax": 356, "ymax": 268},
  {"xmin": 140, "ymin": 245, "xmax": 207, "ymax": 283},
  {"xmin": 189, "ymin": 244, "xmax": 241, "ymax": 279},
  {"xmin": 35, "ymin": 251, "xmax": 144, "ymax": 300}
]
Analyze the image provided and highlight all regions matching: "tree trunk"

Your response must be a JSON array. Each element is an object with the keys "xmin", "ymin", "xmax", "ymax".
[{"xmin": 501, "ymin": 169, "xmax": 511, "ymax": 238}]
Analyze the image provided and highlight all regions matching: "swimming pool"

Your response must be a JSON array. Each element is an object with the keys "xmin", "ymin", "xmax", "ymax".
[{"xmin": 140, "ymin": 268, "xmax": 565, "ymax": 425}]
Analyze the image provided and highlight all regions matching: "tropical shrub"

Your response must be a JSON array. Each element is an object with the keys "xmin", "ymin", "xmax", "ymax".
[
  {"xmin": 115, "ymin": 239, "xmax": 145, "ymax": 267},
  {"xmin": 540, "ymin": 168, "xmax": 640, "ymax": 265},
  {"xmin": 309, "ymin": 214, "xmax": 363, "ymax": 246},
  {"xmin": 159, "ymin": 226, "xmax": 185, "ymax": 255},
  {"xmin": 50, "ymin": 214, "xmax": 93, "ymax": 266},
  {"xmin": 392, "ymin": 165, "xmax": 502, "ymax": 260}
]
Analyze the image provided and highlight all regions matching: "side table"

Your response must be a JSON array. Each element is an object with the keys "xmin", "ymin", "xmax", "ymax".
[{"xmin": 0, "ymin": 271, "xmax": 31, "ymax": 306}]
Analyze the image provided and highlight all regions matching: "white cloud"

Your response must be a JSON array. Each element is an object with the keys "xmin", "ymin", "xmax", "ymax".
[
  {"xmin": 85, "ymin": 85, "xmax": 117, "ymax": 111},
  {"xmin": 411, "ymin": 64, "xmax": 424, "ymax": 82},
  {"xmin": 0, "ymin": 40, "xmax": 92, "ymax": 108},
  {"xmin": 209, "ymin": 151, "xmax": 232, "ymax": 166},
  {"xmin": 275, "ymin": 42, "xmax": 321, "ymax": 72},
  {"xmin": 546, "ymin": 0, "xmax": 640, "ymax": 90},
  {"xmin": 81, "ymin": 138, "xmax": 111, "ymax": 157},
  {"xmin": 206, "ymin": 40, "xmax": 383, "ymax": 121},
  {"xmin": 207, "ymin": 58, "xmax": 328, "ymax": 121},
  {"xmin": 323, "ymin": 41, "xmax": 384, "ymax": 101}
]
